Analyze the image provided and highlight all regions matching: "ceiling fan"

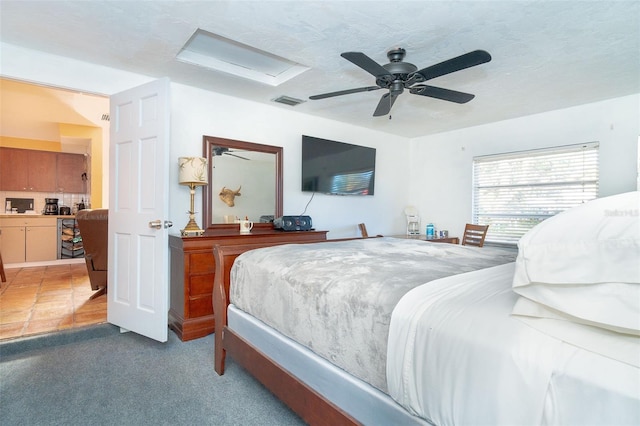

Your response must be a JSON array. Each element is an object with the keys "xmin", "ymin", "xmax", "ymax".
[
  {"xmin": 212, "ymin": 146, "xmax": 250, "ymax": 160},
  {"xmin": 309, "ymin": 48, "xmax": 492, "ymax": 117}
]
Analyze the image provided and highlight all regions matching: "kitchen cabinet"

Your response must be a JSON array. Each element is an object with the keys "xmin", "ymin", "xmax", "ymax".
[
  {"xmin": 0, "ymin": 217, "xmax": 58, "ymax": 263},
  {"xmin": 0, "ymin": 148, "xmax": 57, "ymax": 192},
  {"xmin": 0, "ymin": 148, "xmax": 28, "ymax": 191},
  {"xmin": 1, "ymin": 226, "xmax": 25, "ymax": 264},
  {"xmin": 56, "ymin": 153, "xmax": 86, "ymax": 193},
  {"xmin": 0, "ymin": 148, "xmax": 86, "ymax": 193}
]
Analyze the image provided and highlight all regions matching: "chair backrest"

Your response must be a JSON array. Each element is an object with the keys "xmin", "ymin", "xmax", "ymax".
[
  {"xmin": 461, "ymin": 223, "xmax": 489, "ymax": 247},
  {"xmin": 76, "ymin": 209, "xmax": 109, "ymax": 271},
  {"xmin": 358, "ymin": 223, "xmax": 369, "ymax": 238}
]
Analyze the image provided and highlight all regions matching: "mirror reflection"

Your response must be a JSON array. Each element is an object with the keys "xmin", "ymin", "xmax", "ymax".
[{"xmin": 202, "ymin": 136, "xmax": 283, "ymax": 231}]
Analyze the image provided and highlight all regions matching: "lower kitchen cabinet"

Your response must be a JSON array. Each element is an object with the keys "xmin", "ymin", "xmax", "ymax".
[{"xmin": 0, "ymin": 217, "xmax": 58, "ymax": 263}]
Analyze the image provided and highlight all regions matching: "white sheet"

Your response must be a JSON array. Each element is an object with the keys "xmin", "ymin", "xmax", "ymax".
[
  {"xmin": 387, "ymin": 263, "xmax": 640, "ymax": 425},
  {"xmin": 512, "ymin": 296, "xmax": 640, "ymax": 367}
]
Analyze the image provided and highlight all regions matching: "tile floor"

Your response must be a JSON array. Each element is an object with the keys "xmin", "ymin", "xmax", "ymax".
[{"xmin": 0, "ymin": 263, "xmax": 106, "ymax": 341}]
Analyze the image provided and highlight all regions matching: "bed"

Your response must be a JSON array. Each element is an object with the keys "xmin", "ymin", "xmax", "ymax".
[{"xmin": 213, "ymin": 191, "xmax": 640, "ymax": 425}]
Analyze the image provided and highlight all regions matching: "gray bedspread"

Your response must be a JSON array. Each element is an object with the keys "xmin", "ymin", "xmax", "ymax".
[{"xmin": 230, "ymin": 237, "xmax": 516, "ymax": 392}]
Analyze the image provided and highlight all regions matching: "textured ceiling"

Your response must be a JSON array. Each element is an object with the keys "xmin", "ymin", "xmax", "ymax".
[{"xmin": 1, "ymin": 1, "xmax": 638, "ymax": 138}]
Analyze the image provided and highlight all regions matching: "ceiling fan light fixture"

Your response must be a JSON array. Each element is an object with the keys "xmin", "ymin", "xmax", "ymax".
[{"xmin": 176, "ymin": 29, "xmax": 310, "ymax": 86}]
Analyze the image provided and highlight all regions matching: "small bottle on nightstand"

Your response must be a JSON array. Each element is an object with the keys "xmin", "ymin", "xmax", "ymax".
[{"xmin": 426, "ymin": 223, "xmax": 435, "ymax": 239}]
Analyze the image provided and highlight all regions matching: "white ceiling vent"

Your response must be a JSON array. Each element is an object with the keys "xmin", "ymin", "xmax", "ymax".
[
  {"xmin": 272, "ymin": 95, "xmax": 306, "ymax": 106},
  {"xmin": 176, "ymin": 29, "xmax": 310, "ymax": 86}
]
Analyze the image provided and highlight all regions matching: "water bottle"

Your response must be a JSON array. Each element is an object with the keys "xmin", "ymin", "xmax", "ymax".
[{"xmin": 426, "ymin": 223, "xmax": 435, "ymax": 239}]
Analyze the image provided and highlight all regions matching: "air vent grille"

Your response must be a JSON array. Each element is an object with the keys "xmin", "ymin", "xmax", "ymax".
[{"xmin": 272, "ymin": 96, "xmax": 305, "ymax": 106}]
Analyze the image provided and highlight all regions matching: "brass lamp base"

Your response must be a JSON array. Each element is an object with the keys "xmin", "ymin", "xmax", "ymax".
[
  {"xmin": 181, "ymin": 183, "xmax": 205, "ymax": 236},
  {"xmin": 181, "ymin": 219, "xmax": 204, "ymax": 237}
]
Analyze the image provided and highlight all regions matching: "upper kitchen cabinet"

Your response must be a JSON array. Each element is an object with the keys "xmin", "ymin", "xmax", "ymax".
[
  {"xmin": 0, "ymin": 148, "xmax": 86, "ymax": 193},
  {"xmin": 56, "ymin": 153, "xmax": 86, "ymax": 193},
  {"xmin": 0, "ymin": 148, "xmax": 57, "ymax": 192},
  {"xmin": 0, "ymin": 147, "xmax": 28, "ymax": 190}
]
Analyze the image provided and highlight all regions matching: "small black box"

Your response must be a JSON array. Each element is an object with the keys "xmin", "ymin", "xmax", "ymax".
[{"xmin": 273, "ymin": 215, "xmax": 313, "ymax": 231}]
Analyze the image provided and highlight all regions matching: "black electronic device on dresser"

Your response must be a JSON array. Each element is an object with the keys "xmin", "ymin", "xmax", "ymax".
[
  {"xmin": 274, "ymin": 215, "xmax": 313, "ymax": 231},
  {"xmin": 44, "ymin": 198, "xmax": 59, "ymax": 215}
]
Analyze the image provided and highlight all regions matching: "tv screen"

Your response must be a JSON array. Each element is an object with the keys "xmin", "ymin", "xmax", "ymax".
[{"xmin": 301, "ymin": 135, "xmax": 376, "ymax": 195}]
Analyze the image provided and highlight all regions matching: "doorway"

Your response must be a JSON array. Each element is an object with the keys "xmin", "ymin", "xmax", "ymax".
[
  {"xmin": 0, "ymin": 78, "xmax": 110, "ymax": 340},
  {"xmin": 0, "ymin": 77, "xmax": 109, "ymax": 210}
]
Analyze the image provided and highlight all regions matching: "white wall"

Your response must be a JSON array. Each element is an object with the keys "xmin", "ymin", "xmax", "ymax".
[
  {"xmin": 409, "ymin": 94, "xmax": 640, "ymax": 239},
  {"xmin": 170, "ymin": 83, "xmax": 409, "ymax": 239}
]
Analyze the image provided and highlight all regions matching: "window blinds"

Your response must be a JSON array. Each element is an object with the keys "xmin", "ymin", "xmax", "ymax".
[{"xmin": 473, "ymin": 142, "xmax": 599, "ymax": 245}]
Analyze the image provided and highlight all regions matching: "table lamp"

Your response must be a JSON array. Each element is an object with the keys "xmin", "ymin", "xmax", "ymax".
[{"xmin": 179, "ymin": 157, "xmax": 208, "ymax": 236}]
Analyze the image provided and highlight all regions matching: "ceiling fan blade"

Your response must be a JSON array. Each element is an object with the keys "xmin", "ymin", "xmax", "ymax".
[
  {"xmin": 373, "ymin": 92, "xmax": 398, "ymax": 116},
  {"xmin": 410, "ymin": 85, "xmax": 475, "ymax": 103},
  {"xmin": 410, "ymin": 50, "xmax": 492, "ymax": 83},
  {"xmin": 341, "ymin": 52, "xmax": 393, "ymax": 79},
  {"xmin": 309, "ymin": 86, "xmax": 381, "ymax": 100},
  {"xmin": 226, "ymin": 153, "xmax": 250, "ymax": 160}
]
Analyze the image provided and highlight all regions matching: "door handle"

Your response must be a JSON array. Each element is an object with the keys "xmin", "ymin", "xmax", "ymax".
[{"xmin": 149, "ymin": 220, "xmax": 173, "ymax": 229}]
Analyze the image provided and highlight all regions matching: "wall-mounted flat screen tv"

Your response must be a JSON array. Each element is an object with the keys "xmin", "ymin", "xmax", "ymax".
[{"xmin": 301, "ymin": 135, "xmax": 376, "ymax": 196}]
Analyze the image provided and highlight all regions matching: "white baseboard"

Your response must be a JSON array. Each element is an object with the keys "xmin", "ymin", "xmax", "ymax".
[{"xmin": 4, "ymin": 258, "xmax": 85, "ymax": 269}]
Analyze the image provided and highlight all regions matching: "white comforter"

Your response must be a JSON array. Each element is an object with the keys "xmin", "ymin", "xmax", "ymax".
[{"xmin": 387, "ymin": 262, "xmax": 640, "ymax": 425}]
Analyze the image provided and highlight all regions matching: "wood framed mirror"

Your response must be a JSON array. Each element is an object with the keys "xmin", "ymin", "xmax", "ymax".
[{"xmin": 202, "ymin": 136, "xmax": 283, "ymax": 232}]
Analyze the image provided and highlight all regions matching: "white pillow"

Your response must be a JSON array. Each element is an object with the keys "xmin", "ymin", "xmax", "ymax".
[{"xmin": 512, "ymin": 191, "xmax": 640, "ymax": 335}]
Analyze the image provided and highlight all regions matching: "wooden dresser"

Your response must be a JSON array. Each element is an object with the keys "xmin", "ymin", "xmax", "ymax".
[{"xmin": 169, "ymin": 229, "xmax": 328, "ymax": 341}]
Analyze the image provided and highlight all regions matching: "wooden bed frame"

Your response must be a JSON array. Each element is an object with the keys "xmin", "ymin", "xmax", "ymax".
[{"xmin": 212, "ymin": 240, "xmax": 360, "ymax": 425}]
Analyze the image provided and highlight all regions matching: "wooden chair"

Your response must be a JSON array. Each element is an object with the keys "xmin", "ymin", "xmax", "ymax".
[
  {"xmin": 461, "ymin": 224, "xmax": 489, "ymax": 247},
  {"xmin": 358, "ymin": 223, "xmax": 383, "ymax": 239}
]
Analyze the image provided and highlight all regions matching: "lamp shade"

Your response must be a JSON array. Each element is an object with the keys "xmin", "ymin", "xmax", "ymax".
[{"xmin": 178, "ymin": 157, "xmax": 208, "ymax": 186}]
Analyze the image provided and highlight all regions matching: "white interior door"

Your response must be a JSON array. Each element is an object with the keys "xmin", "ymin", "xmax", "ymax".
[{"xmin": 108, "ymin": 78, "xmax": 170, "ymax": 342}]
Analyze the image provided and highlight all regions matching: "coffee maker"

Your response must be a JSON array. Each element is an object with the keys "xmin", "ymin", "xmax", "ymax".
[
  {"xmin": 404, "ymin": 206, "xmax": 420, "ymax": 235},
  {"xmin": 44, "ymin": 198, "xmax": 59, "ymax": 215}
]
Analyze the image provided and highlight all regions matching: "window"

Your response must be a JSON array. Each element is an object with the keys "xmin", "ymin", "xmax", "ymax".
[{"xmin": 473, "ymin": 142, "xmax": 599, "ymax": 245}]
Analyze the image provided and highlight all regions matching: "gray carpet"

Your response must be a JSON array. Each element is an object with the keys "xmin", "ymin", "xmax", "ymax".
[{"xmin": 0, "ymin": 325, "xmax": 305, "ymax": 425}]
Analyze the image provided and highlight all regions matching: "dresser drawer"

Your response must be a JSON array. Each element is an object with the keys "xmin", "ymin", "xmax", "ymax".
[
  {"xmin": 190, "ymin": 274, "xmax": 214, "ymax": 296},
  {"xmin": 189, "ymin": 252, "xmax": 215, "ymax": 274},
  {"xmin": 189, "ymin": 295, "xmax": 213, "ymax": 317}
]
